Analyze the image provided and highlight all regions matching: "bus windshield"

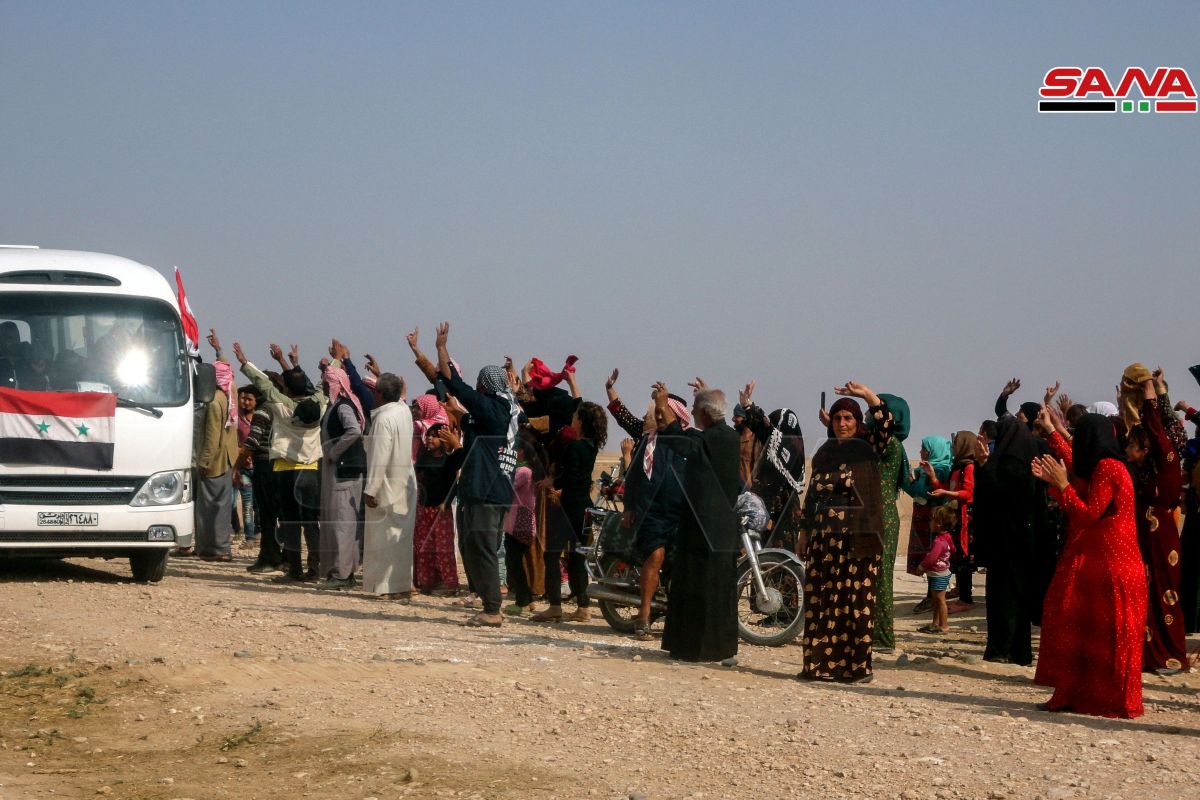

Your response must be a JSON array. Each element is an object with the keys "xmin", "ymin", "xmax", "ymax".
[{"xmin": 0, "ymin": 292, "xmax": 188, "ymax": 406}]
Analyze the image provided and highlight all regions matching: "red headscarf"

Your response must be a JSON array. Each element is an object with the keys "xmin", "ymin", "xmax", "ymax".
[
  {"xmin": 644, "ymin": 396, "xmax": 692, "ymax": 479},
  {"xmin": 212, "ymin": 361, "xmax": 237, "ymax": 429},
  {"xmin": 526, "ymin": 356, "xmax": 578, "ymax": 391},
  {"xmin": 324, "ymin": 365, "xmax": 364, "ymax": 426},
  {"xmin": 414, "ymin": 393, "xmax": 449, "ymax": 443}
]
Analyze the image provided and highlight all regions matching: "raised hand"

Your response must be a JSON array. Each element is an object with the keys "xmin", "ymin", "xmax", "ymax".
[
  {"xmin": 1056, "ymin": 392, "xmax": 1073, "ymax": 417},
  {"xmin": 1034, "ymin": 405, "xmax": 1054, "ymax": 435},
  {"xmin": 651, "ymin": 381, "xmax": 669, "ymax": 403},
  {"xmin": 620, "ymin": 437, "xmax": 635, "ymax": 457},
  {"xmin": 1153, "ymin": 366, "xmax": 1168, "ymax": 395},
  {"xmin": 738, "ymin": 380, "xmax": 756, "ymax": 409},
  {"xmin": 435, "ymin": 322, "xmax": 449, "ymax": 348},
  {"xmin": 973, "ymin": 434, "xmax": 989, "ymax": 464},
  {"xmin": 1043, "ymin": 380, "xmax": 1060, "ymax": 405},
  {"xmin": 1002, "ymin": 378, "xmax": 1021, "ymax": 397},
  {"xmin": 363, "ymin": 354, "xmax": 381, "ymax": 378},
  {"xmin": 605, "ymin": 368, "xmax": 619, "ymax": 390},
  {"xmin": 206, "ymin": 328, "xmax": 221, "ymax": 354},
  {"xmin": 818, "ymin": 407, "xmax": 831, "ymax": 428},
  {"xmin": 288, "ymin": 344, "xmax": 300, "ymax": 368},
  {"xmin": 405, "ymin": 327, "xmax": 420, "ymax": 354},
  {"xmin": 269, "ymin": 343, "xmax": 284, "ymax": 362},
  {"xmin": 231, "ymin": 342, "xmax": 248, "ymax": 366},
  {"xmin": 688, "ymin": 377, "xmax": 709, "ymax": 394},
  {"xmin": 1175, "ymin": 399, "xmax": 1191, "ymax": 413},
  {"xmin": 329, "ymin": 338, "xmax": 349, "ymax": 361}
]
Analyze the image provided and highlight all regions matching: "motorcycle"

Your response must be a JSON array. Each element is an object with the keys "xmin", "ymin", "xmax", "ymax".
[{"xmin": 580, "ymin": 468, "xmax": 806, "ymax": 647}]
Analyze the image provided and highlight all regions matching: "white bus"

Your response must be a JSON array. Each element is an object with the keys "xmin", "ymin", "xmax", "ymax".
[{"xmin": 0, "ymin": 246, "xmax": 214, "ymax": 582}]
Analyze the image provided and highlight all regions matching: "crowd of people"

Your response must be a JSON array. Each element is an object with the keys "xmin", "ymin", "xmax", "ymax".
[{"xmin": 179, "ymin": 324, "xmax": 1200, "ymax": 720}]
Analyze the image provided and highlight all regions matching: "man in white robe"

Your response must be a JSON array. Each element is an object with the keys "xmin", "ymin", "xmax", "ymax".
[{"xmin": 362, "ymin": 373, "xmax": 418, "ymax": 597}]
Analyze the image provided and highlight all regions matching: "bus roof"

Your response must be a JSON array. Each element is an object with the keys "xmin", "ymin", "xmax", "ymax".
[{"xmin": 0, "ymin": 249, "xmax": 179, "ymax": 309}]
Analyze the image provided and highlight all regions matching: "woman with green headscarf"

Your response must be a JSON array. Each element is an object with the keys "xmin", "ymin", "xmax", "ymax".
[
  {"xmin": 872, "ymin": 393, "xmax": 910, "ymax": 651},
  {"xmin": 904, "ymin": 435, "xmax": 954, "ymax": 615}
]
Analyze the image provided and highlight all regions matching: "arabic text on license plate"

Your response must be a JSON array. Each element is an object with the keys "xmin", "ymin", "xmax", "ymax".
[{"xmin": 37, "ymin": 512, "xmax": 99, "ymax": 527}]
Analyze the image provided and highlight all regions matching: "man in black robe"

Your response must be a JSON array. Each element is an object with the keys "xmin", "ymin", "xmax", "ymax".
[{"xmin": 653, "ymin": 381, "xmax": 741, "ymax": 662}]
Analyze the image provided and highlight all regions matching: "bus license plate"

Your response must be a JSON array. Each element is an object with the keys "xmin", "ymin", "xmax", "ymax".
[{"xmin": 37, "ymin": 512, "xmax": 99, "ymax": 527}]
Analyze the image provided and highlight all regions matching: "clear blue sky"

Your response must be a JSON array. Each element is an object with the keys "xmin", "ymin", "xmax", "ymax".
[{"xmin": 3, "ymin": 2, "xmax": 1198, "ymax": 444}]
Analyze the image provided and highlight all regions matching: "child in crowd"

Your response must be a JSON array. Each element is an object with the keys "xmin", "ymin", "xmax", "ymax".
[{"xmin": 917, "ymin": 505, "xmax": 958, "ymax": 634}]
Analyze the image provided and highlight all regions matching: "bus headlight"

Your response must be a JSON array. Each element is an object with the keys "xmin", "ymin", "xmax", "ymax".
[{"xmin": 130, "ymin": 470, "xmax": 190, "ymax": 507}]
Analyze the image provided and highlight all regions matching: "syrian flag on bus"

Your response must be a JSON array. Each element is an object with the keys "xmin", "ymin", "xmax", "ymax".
[
  {"xmin": 174, "ymin": 266, "xmax": 200, "ymax": 357},
  {"xmin": 0, "ymin": 387, "xmax": 117, "ymax": 470}
]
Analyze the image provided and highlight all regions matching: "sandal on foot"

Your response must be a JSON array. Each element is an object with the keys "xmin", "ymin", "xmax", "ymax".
[
  {"xmin": 633, "ymin": 619, "xmax": 653, "ymax": 641},
  {"xmin": 461, "ymin": 613, "xmax": 502, "ymax": 628},
  {"xmin": 917, "ymin": 624, "xmax": 948, "ymax": 634}
]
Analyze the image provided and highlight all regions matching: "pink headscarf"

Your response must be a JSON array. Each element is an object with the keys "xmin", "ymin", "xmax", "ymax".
[
  {"xmin": 414, "ymin": 393, "xmax": 449, "ymax": 443},
  {"xmin": 212, "ymin": 361, "xmax": 237, "ymax": 429},
  {"xmin": 324, "ymin": 365, "xmax": 364, "ymax": 426},
  {"xmin": 526, "ymin": 356, "xmax": 578, "ymax": 391},
  {"xmin": 643, "ymin": 397, "xmax": 692, "ymax": 479}
]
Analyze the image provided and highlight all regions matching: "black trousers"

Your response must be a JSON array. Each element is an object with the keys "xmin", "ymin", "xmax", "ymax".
[
  {"xmin": 954, "ymin": 565, "xmax": 974, "ymax": 604},
  {"xmin": 458, "ymin": 503, "xmax": 506, "ymax": 614},
  {"xmin": 275, "ymin": 467, "xmax": 320, "ymax": 576},
  {"xmin": 252, "ymin": 459, "xmax": 283, "ymax": 567},
  {"xmin": 543, "ymin": 548, "xmax": 589, "ymax": 608},
  {"xmin": 504, "ymin": 534, "xmax": 533, "ymax": 607}
]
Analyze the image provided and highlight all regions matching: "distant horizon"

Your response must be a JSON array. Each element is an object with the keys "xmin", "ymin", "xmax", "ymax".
[{"xmin": 4, "ymin": 3, "xmax": 1198, "ymax": 446}]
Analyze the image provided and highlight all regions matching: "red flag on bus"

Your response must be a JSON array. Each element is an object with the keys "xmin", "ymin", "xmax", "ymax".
[{"xmin": 174, "ymin": 267, "xmax": 199, "ymax": 356}]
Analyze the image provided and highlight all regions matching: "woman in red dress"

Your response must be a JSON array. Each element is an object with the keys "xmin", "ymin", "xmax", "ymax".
[{"xmin": 1032, "ymin": 413, "xmax": 1147, "ymax": 718}]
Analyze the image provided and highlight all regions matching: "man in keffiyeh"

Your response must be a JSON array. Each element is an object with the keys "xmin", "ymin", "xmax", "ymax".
[
  {"xmin": 604, "ymin": 368, "xmax": 693, "ymax": 640},
  {"xmin": 195, "ymin": 331, "xmax": 241, "ymax": 561},
  {"xmin": 316, "ymin": 362, "xmax": 368, "ymax": 589}
]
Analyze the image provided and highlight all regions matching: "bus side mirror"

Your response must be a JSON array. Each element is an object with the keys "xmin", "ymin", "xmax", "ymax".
[{"xmin": 193, "ymin": 363, "xmax": 216, "ymax": 404}]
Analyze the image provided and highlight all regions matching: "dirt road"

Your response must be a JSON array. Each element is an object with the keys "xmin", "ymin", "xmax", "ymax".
[{"xmin": 1, "ymin": 555, "xmax": 1198, "ymax": 800}]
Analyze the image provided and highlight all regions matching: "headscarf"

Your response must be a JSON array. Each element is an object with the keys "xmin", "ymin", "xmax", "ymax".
[
  {"xmin": 643, "ymin": 396, "xmax": 691, "ymax": 480},
  {"xmin": 1118, "ymin": 362, "xmax": 1153, "ymax": 431},
  {"xmin": 526, "ymin": 355, "xmax": 578, "ymax": 391},
  {"xmin": 414, "ymin": 393, "xmax": 449, "ymax": 443},
  {"xmin": 921, "ymin": 435, "xmax": 953, "ymax": 482},
  {"xmin": 1087, "ymin": 401, "xmax": 1119, "ymax": 417},
  {"xmin": 757, "ymin": 407, "xmax": 806, "ymax": 497},
  {"xmin": 951, "ymin": 430, "xmax": 977, "ymax": 467},
  {"xmin": 478, "ymin": 365, "xmax": 521, "ymax": 458},
  {"xmin": 877, "ymin": 393, "xmax": 910, "ymax": 442},
  {"xmin": 989, "ymin": 416, "xmax": 1039, "ymax": 469},
  {"xmin": 826, "ymin": 397, "xmax": 864, "ymax": 438},
  {"xmin": 324, "ymin": 365, "xmax": 364, "ymax": 426},
  {"xmin": 212, "ymin": 361, "xmax": 236, "ymax": 428},
  {"xmin": 1071, "ymin": 412, "xmax": 1124, "ymax": 480},
  {"xmin": 876, "ymin": 393, "xmax": 911, "ymax": 485},
  {"xmin": 1018, "ymin": 402, "xmax": 1043, "ymax": 429}
]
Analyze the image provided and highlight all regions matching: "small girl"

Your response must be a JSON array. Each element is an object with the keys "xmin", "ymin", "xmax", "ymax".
[{"xmin": 917, "ymin": 505, "xmax": 958, "ymax": 634}]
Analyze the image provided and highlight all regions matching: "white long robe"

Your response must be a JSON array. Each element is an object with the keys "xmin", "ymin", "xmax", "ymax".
[{"xmin": 362, "ymin": 401, "xmax": 418, "ymax": 594}]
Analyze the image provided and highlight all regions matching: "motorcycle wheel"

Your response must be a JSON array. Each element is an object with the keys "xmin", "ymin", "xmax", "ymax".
[
  {"xmin": 597, "ymin": 556, "xmax": 642, "ymax": 634},
  {"xmin": 735, "ymin": 553, "xmax": 805, "ymax": 647}
]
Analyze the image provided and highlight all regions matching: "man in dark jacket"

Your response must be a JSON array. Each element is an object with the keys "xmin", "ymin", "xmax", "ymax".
[
  {"xmin": 654, "ymin": 381, "xmax": 741, "ymax": 662},
  {"xmin": 434, "ymin": 323, "xmax": 520, "ymax": 627}
]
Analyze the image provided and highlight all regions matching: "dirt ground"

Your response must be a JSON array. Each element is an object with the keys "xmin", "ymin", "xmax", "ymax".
[{"xmin": 1, "ymin": 538, "xmax": 1198, "ymax": 800}]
